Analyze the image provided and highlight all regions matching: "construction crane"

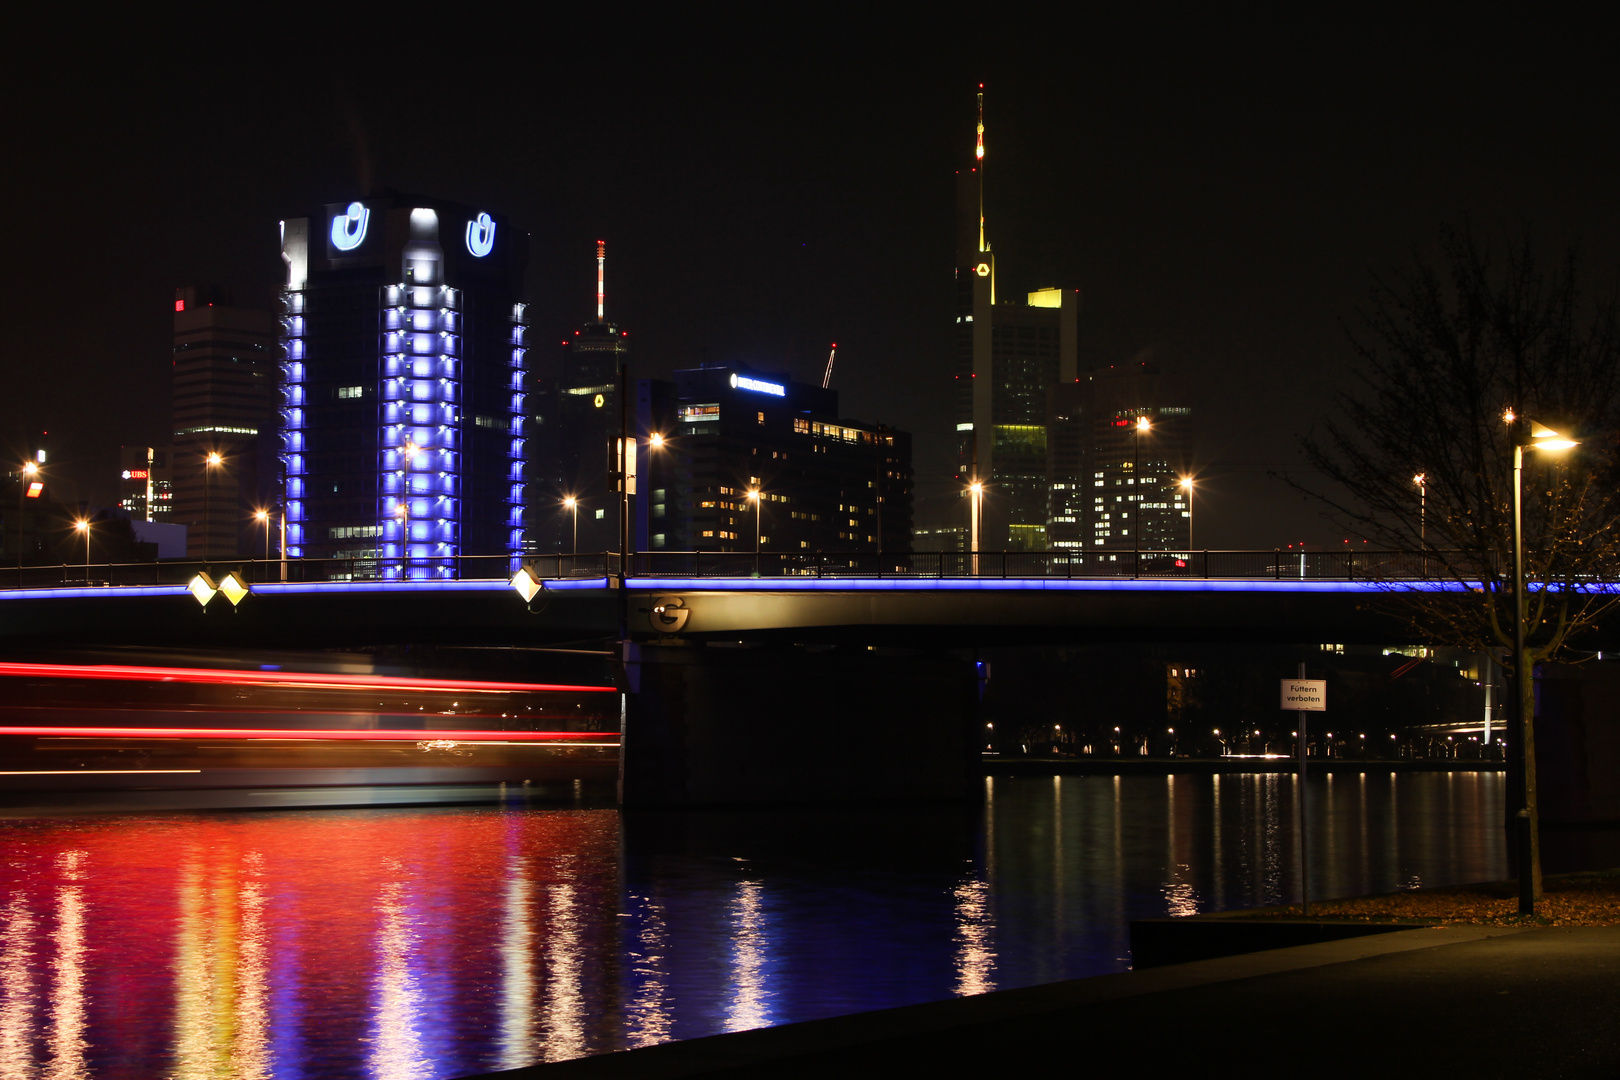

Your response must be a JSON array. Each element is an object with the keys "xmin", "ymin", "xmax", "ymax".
[{"xmin": 822, "ymin": 344, "xmax": 838, "ymax": 389}]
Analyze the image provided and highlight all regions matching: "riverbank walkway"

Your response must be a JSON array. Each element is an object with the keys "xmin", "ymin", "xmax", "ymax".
[{"xmin": 467, "ymin": 924, "xmax": 1620, "ymax": 1078}]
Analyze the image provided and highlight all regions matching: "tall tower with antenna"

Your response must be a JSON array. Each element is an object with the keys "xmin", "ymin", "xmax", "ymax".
[
  {"xmin": 534, "ymin": 240, "xmax": 631, "ymax": 553},
  {"xmin": 947, "ymin": 86, "xmax": 1078, "ymax": 552}
]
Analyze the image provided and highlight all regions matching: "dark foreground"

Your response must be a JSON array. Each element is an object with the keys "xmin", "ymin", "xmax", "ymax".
[{"xmin": 470, "ymin": 925, "xmax": 1620, "ymax": 1079}]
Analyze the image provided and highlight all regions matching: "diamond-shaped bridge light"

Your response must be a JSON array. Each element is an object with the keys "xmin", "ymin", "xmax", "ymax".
[
  {"xmin": 511, "ymin": 566, "xmax": 542, "ymax": 603},
  {"xmin": 217, "ymin": 572, "xmax": 251, "ymax": 607},
  {"xmin": 188, "ymin": 573, "xmax": 218, "ymax": 607}
]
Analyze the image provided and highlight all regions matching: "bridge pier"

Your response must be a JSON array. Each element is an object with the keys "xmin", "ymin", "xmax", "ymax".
[{"xmin": 618, "ymin": 642, "xmax": 981, "ymax": 807}]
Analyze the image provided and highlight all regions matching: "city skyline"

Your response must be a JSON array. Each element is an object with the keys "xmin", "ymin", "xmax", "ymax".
[{"xmin": 6, "ymin": 20, "xmax": 1620, "ymax": 549}]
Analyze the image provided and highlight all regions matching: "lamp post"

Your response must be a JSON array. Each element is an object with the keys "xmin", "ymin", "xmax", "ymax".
[
  {"xmin": 1133, "ymin": 416, "xmax": 1151, "ymax": 577},
  {"xmin": 747, "ymin": 487, "xmax": 762, "ymax": 576},
  {"xmin": 1178, "ymin": 476, "xmax": 1194, "ymax": 551},
  {"xmin": 17, "ymin": 460, "xmax": 38, "ymax": 569},
  {"xmin": 969, "ymin": 481, "xmax": 983, "ymax": 576},
  {"xmin": 254, "ymin": 509, "xmax": 270, "ymax": 565},
  {"xmin": 1510, "ymin": 418, "xmax": 1577, "ymax": 914},
  {"xmin": 563, "ymin": 496, "xmax": 578, "ymax": 558},
  {"xmin": 74, "ymin": 518, "xmax": 90, "ymax": 581},
  {"xmin": 1412, "ymin": 473, "xmax": 1426, "ymax": 544},
  {"xmin": 202, "ymin": 451, "xmax": 223, "ymax": 561},
  {"xmin": 395, "ymin": 502, "xmax": 409, "ymax": 578}
]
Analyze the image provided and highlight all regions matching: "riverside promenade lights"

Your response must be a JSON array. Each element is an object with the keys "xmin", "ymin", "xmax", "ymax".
[
  {"xmin": 1511, "ymin": 418, "xmax": 1577, "ymax": 915},
  {"xmin": 73, "ymin": 518, "xmax": 90, "ymax": 580},
  {"xmin": 1133, "ymin": 416, "xmax": 1151, "ymax": 577},
  {"xmin": 969, "ymin": 480, "xmax": 984, "ymax": 575},
  {"xmin": 563, "ymin": 496, "xmax": 578, "ymax": 557}
]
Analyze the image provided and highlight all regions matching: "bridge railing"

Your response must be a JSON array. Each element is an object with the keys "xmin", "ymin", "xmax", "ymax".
[
  {"xmin": 624, "ymin": 550, "xmax": 1482, "ymax": 581},
  {"xmin": 0, "ymin": 549, "xmax": 1488, "ymax": 591}
]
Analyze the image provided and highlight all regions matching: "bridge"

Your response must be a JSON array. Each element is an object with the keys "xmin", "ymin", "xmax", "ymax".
[
  {"xmin": 0, "ymin": 550, "xmax": 1464, "ymax": 650},
  {"xmin": 0, "ymin": 551, "xmax": 1531, "ymax": 807}
]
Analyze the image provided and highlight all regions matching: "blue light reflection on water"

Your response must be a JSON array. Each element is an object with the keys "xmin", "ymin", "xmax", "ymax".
[{"xmin": 0, "ymin": 772, "xmax": 1505, "ymax": 1078}]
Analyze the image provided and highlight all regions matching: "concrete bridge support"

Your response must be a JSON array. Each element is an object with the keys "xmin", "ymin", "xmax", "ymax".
[{"xmin": 618, "ymin": 642, "xmax": 981, "ymax": 806}]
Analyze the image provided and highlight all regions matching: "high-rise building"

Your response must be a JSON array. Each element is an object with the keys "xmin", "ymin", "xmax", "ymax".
[
  {"xmin": 951, "ymin": 90, "xmax": 1078, "ymax": 551},
  {"xmin": 533, "ymin": 242, "xmax": 628, "ymax": 555},
  {"xmin": 117, "ymin": 445, "xmax": 173, "ymax": 522},
  {"xmin": 637, "ymin": 365, "xmax": 912, "ymax": 557},
  {"xmin": 278, "ymin": 194, "xmax": 529, "ymax": 577},
  {"xmin": 171, "ymin": 287, "xmax": 279, "ymax": 559},
  {"xmin": 1082, "ymin": 363, "xmax": 1193, "ymax": 554}
]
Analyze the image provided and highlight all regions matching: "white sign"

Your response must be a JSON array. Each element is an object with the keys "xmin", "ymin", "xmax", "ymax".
[
  {"xmin": 466, "ymin": 212, "xmax": 496, "ymax": 257},
  {"xmin": 729, "ymin": 373, "xmax": 786, "ymax": 397},
  {"xmin": 331, "ymin": 202, "xmax": 370, "ymax": 251},
  {"xmin": 1281, "ymin": 679, "xmax": 1326, "ymax": 712}
]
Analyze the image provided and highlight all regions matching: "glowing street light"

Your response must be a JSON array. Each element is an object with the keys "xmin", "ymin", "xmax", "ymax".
[
  {"xmin": 254, "ymin": 509, "xmax": 271, "ymax": 563},
  {"xmin": 1133, "ymin": 416, "xmax": 1151, "ymax": 576},
  {"xmin": 1509, "ymin": 417, "xmax": 1578, "ymax": 914},
  {"xmin": 16, "ymin": 459, "xmax": 40, "ymax": 569},
  {"xmin": 648, "ymin": 432, "xmax": 665, "ymax": 450},
  {"xmin": 201, "ymin": 451, "xmax": 224, "ymax": 561},
  {"xmin": 969, "ymin": 480, "xmax": 984, "ymax": 575},
  {"xmin": 73, "ymin": 518, "xmax": 90, "ymax": 578},
  {"xmin": 746, "ymin": 487, "xmax": 763, "ymax": 574},
  {"xmin": 1178, "ymin": 476, "xmax": 1195, "ymax": 551},
  {"xmin": 1412, "ymin": 473, "xmax": 1427, "ymax": 544},
  {"xmin": 563, "ymin": 496, "xmax": 578, "ymax": 556}
]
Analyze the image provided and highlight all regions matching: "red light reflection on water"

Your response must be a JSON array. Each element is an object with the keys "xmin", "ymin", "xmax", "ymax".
[{"xmin": 0, "ymin": 809, "xmax": 622, "ymax": 1078}]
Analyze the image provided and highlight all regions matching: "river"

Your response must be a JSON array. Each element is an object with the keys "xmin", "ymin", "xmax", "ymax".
[{"xmin": 0, "ymin": 771, "xmax": 1505, "ymax": 1078}]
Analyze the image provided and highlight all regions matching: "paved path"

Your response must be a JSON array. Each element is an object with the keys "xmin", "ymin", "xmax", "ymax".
[{"xmin": 461, "ymin": 925, "xmax": 1620, "ymax": 1079}]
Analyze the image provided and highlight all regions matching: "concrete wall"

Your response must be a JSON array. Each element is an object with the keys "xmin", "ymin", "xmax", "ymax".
[{"xmin": 619, "ymin": 643, "xmax": 980, "ymax": 806}]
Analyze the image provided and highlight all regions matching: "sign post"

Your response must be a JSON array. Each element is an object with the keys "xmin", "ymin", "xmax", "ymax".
[{"xmin": 1282, "ymin": 668, "xmax": 1326, "ymax": 916}]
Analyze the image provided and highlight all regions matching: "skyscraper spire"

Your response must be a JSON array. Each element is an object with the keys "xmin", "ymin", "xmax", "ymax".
[
  {"xmin": 596, "ymin": 240, "xmax": 606, "ymax": 321},
  {"xmin": 976, "ymin": 86, "xmax": 986, "ymax": 253}
]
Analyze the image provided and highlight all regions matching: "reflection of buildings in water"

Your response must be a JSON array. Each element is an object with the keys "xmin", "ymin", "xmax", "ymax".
[
  {"xmin": 369, "ymin": 870, "xmax": 431, "ymax": 1080},
  {"xmin": 540, "ymin": 883, "xmax": 586, "ymax": 1061},
  {"xmin": 623, "ymin": 892, "xmax": 672, "ymax": 1048},
  {"xmin": 951, "ymin": 878, "xmax": 996, "ymax": 996},
  {"xmin": 0, "ymin": 895, "xmax": 35, "ymax": 1077},
  {"xmin": 48, "ymin": 851, "xmax": 87, "ymax": 1080},
  {"xmin": 498, "ymin": 856, "xmax": 536, "ymax": 1072},
  {"xmin": 173, "ymin": 847, "xmax": 270, "ymax": 1080},
  {"xmin": 1161, "ymin": 775, "xmax": 1200, "ymax": 918},
  {"xmin": 724, "ymin": 881, "xmax": 769, "ymax": 1033}
]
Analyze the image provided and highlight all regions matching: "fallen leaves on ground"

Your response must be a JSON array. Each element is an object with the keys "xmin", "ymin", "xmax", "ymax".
[{"xmin": 1252, "ymin": 872, "xmax": 1620, "ymax": 927}]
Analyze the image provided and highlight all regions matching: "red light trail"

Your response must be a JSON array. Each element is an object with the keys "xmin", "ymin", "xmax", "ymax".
[{"xmin": 0, "ymin": 662, "xmax": 617, "ymax": 695}]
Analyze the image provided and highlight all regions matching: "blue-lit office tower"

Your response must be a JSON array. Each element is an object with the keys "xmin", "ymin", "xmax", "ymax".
[
  {"xmin": 278, "ymin": 194, "xmax": 529, "ymax": 577},
  {"xmin": 952, "ymin": 91, "xmax": 1078, "ymax": 550}
]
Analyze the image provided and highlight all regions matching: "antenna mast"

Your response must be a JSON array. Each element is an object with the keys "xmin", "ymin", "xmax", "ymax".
[
  {"xmin": 976, "ymin": 87, "xmax": 986, "ymax": 253},
  {"xmin": 596, "ymin": 240, "xmax": 606, "ymax": 321},
  {"xmin": 822, "ymin": 343, "xmax": 838, "ymax": 389}
]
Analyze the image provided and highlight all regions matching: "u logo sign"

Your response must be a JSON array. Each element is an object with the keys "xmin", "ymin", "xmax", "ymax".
[
  {"xmin": 466, "ymin": 212, "xmax": 496, "ymax": 257},
  {"xmin": 331, "ymin": 202, "xmax": 370, "ymax": 251}
]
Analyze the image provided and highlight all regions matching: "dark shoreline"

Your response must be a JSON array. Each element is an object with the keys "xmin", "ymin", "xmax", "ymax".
[{"xmin": 982, "ymin": 754, "xmax": 1503, "ymax": 774}]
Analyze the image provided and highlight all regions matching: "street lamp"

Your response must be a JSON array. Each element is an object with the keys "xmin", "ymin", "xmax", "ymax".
[
  {"xmin": 563, "ymin": 496, "xmax": 578, "ymax": 557},
  {"xmin": 1134, "ymin": 416, "xmax": 1151, "ymax": 576},
  {"xmin": 73, "ymin": 518, "xmax": 90, "ymax": 580},
  {"xmin": 254, "ymin": 509, "xmax": 271, "ymax": 564},
  {"xmin": 746, "ymin": 487, "xmax": 762, "ymax": 575},
  {"xmin": 17, "ymin": 460, "xmax": 39, "ymax": 569},
  {"xmin": 202, "ymin": 451, "xmax": 223, "ymax": 561},
  {"xmin": 1510, "ymin": 418, "xmax": 1577, "ymax": 914},
  {"xmin": 1178, "ymin": 476, "xmax": 1194, "ymax": 551},
  {"xmin": 1412, "ymin": 473, "xmax": 1427, "ymax": 544},
  {"xmin": 969, "ymin": 480, "xmax": 984, "ymax": 575}
]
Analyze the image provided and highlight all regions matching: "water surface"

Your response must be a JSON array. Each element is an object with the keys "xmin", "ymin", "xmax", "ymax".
[{"xmin": 0, "ymin": 772, "xmax": 1505, "ymax": 1078}]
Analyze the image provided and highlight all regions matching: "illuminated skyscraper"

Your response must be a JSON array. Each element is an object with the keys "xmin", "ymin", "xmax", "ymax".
[
  {"xmin": 171, "ymin": 287, "xmax": 278, "ymax": 558},
  {"xmin": 951, "ymin": 90, "xmax": 1078, "ymax": 550},
  {"xmin": 533, "ymin": 242, "xmax": 629, "ymax": 554},
  {"xmin": 1083, "ymin": 363, "xmax": 1193, "ymax": 554},
  {"xmin": 278, "ymin": 194, "xmax": 529, "ymax": 577}
]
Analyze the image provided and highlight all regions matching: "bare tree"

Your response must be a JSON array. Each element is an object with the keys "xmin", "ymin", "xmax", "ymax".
[{"xmin": 1301, "ymin": 225, "xmax": 1620, "ymax": 901}]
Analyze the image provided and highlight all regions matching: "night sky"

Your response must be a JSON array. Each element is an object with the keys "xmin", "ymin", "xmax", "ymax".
[{"xmin": 5, "ymin": 16, "xmax": 1618, "ymax": 548}]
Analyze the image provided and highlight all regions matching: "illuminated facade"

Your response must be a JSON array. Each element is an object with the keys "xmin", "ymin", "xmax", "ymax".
[
  {"xmin": 951, "ymin": 92, "xmax": 1078, "ymax": 550},
  {"xmin": 642, "ymin": 365, "xmax": 912, "ymax": 555},
  {"xmin": 278, "ymin": 195, "xmax": 529, "ymax": 577},
  {"xmin": 172, "ymin": 287, "xmax": 278, "ymax": 558},
  {"xmin": 118, "ymin": 445, "xmax": 173, "ymax": 522},
  {"xmin": 1083, "ymin": 363, "xmax": 1193, "ymax": 553},
  {"xmin": 532, "ymin": 243, "xmax": 628, "ymax": 554}
]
